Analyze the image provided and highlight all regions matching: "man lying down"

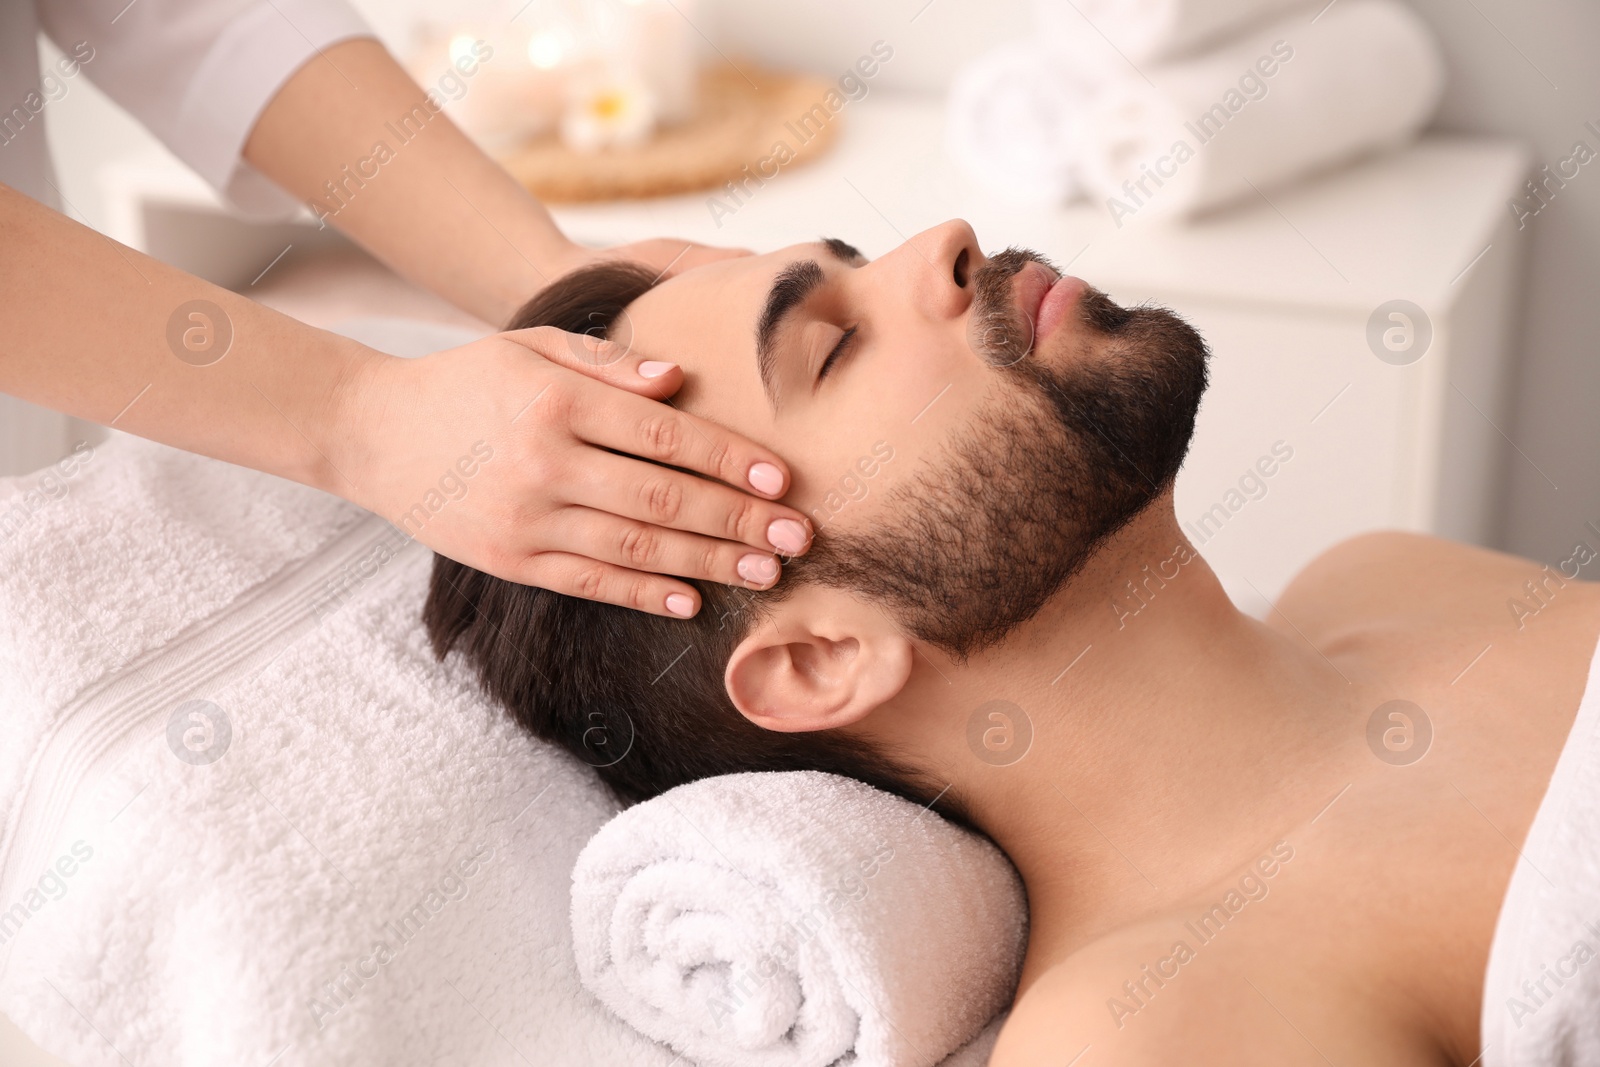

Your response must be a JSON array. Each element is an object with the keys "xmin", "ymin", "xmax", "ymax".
[{"xmin": 424, "ymin": 221, "xmax": 1600, "ymax": 1066}]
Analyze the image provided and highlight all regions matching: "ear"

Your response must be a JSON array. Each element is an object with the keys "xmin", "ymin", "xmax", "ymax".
[{"xmin": 724, "ymin": 586, "xmax": 914, "ymax": 733}]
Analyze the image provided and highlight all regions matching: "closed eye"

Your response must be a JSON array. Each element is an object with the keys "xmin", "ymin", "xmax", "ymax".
[{"xmin": 819, "ymin": 326, "xmax": 858, "ymax": 382}]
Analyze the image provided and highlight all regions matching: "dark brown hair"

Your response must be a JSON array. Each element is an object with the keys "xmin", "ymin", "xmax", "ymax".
[{"xmin": 422, "ymin": 263, "xmax": 946, "ymax": 813}]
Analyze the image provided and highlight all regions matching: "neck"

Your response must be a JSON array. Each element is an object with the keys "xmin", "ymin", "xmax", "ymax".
[{"xmin": 883, "ymin": 506, "xmax": 1363, "ymax": 980}]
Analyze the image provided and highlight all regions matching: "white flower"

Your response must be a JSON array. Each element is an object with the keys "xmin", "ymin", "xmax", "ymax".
[{"xmin": 560, "ymin": 72, "xmax": 657, "ymax": 153}]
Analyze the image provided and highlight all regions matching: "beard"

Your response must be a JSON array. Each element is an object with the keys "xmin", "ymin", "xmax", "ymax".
[{"xmin": 791, "ymin": 247, "xmax": 1210, "ymax": 660}]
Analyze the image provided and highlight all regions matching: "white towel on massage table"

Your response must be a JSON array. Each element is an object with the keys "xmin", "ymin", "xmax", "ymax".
[
  {"xmin": 573, "ymin": 772, "xmax": 1028, "ymax": 1067},
  {"xmin": 0, "ymin": 432, "xmax": 676, "ymax": 1067}
]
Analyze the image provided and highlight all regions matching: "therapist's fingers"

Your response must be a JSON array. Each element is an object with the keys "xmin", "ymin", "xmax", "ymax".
[
  {"xmin": 353, "ymin": 330, "xmax": 809, "ymax": 613},
  {"xmin": 501, "ymin": 329, "xmax": 808, "ymax": 543},
  {"xmin": 512, "ymin": 550, "xmax": 706, "ymax": 618},
  {"xmin": 543, "ymin": 506, "xmax": 782, "ymax": 592},
  {"xmin": 572, "ymin": 451, "xmax": 813, "ymax": 558},
  {"xmin": 499, "ymin": 326, "xmax": 685, "ymax": 399},
  {"xmin": 567, "ymin": 379, "xmax": 811, "ymax": 528}
]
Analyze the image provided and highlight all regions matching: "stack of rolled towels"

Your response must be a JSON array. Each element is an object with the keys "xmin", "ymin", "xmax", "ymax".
[{"xmin": 946, "ymin": 0, "xmax": 1445, "ymax": 223}]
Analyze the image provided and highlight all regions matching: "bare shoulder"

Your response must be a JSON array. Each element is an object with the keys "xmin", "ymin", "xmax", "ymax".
[
  {"xmin": 1274, "ymin": 530, "xmax": 1598, "ymax": 651},
  {"xmin": 1278, "ymin": 531, "xmax": 1536, "ymax": 628},
  {"xmin": 988, "ymin": 927, "xmax": 1326, "ymax": 1067}
]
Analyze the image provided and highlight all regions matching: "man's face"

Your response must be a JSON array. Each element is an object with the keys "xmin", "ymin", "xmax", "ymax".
[
  {"xmin": 620, "ymin": 219, "xmax": 1209, "ymax": 655},
  {"xmin": 624, "ymin": 222, "xmax": 1062, "ymax": 524}
]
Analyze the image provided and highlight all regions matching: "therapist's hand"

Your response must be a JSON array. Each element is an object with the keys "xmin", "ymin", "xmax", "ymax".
[{"xmin": 336, "ymin": 330, "xmax": 812, "ymax": 618}]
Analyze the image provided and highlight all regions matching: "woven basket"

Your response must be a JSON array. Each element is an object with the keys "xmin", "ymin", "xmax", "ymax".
[{"xmin": 496, "ymin": 64, "xmax": 842, "ymax": 202}]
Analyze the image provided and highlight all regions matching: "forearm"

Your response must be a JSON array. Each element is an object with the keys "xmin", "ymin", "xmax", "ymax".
[
  {"xmin": 244, "ymin": 37, "xmax": 575, "ymax": 326},
  {"xmin": 0, "ymin": 182, "xmax": 380, "ymax": 497}
]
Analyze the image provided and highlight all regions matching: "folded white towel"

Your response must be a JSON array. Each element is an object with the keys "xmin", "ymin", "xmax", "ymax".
[
  {"xmin": 572, "ymin": 771, "xmax": 1028, "ymax": 1067},
  {"xmin": 1033, "ymin": 0, "xmax": 1315, "ymax": 80},
  {"xmin": 1075, "ymin": 0, "xmax": 1444, "ymax": 223},
  {"xmin": 944, "ymin": 41, "xmax": 1093, "ymax": 205}
]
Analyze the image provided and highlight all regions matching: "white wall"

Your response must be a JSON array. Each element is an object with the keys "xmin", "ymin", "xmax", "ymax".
[
  {"xmin": 342, "ymin": 0, "xmax": 1032, "ymax": 92},
  {"xmin": 701, "ymin": 0, "xmax": 1030, "ymax": 91},
  {"xmin": 1402, "ymin": 0, "xmax": 1600, "ymax": 573}
]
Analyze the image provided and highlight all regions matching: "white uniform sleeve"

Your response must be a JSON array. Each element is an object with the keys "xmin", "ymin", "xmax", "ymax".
[{"xmin": 36, "ymin": 0, "xmax": 374, "ymax": 216}]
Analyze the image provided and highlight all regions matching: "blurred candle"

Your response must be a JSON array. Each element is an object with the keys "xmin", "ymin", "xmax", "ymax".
[
  {"xmin": 406, "ymin": 24, "xmax": 567, "ymax": 152},
  {"xmin": 406, "ymin": 0, "xmax": 700, "ymax": 154},
  {"xmin": 616, "ymin": 0, "xmax": 699, "ymax": 126}
]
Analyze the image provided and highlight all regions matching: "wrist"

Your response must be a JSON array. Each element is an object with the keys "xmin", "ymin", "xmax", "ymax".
[{"xmin": 318, "ymin": 338, "xmax": 398, "ymax": 510}]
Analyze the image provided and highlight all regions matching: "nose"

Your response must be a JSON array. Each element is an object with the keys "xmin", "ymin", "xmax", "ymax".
[{"xmin": 873, "ymin": 219, "xmax": 983, "ymax": 322}]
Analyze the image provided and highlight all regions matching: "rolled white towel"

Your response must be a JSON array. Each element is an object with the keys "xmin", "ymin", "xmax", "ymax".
[
  {"xmin": 1076, "ymin": 0, "xmax": 1445, "ymax": 224},
  {"xmin": 1034, "ymin": 0, "xmax": 1315, "ymax": 79},
  {"xmin": 944, "ymin": 41, "xmax": 1094, "ymax": 205},
  {"xmin": 571, "ymin": 771, "xmax": 1028, "ymax": 1067}
]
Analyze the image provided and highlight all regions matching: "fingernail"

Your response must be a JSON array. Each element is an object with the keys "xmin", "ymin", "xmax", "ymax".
[
  {"xmin": 639, "ymin": 361, "xmax": 676, "ymax": 379},
  {"xmin": 665, "ymin": 592, "xmax": 697, "ymax": 617},
  {"xmin": 737, "ymin": 554, "xmax": 780, "ymax": 585},
  {"xmin": 748, "ymin": 461, "xmax": 784, "ymax": 495},
  {"xmin": 767, "ymin": 518, "xmax": 809, "ymax": 555}
]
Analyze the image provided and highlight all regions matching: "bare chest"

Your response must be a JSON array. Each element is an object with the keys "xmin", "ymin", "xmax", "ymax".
[{"xmin": 1230, "ymin": 581, "xmax": 1600, "ymax": 1062}]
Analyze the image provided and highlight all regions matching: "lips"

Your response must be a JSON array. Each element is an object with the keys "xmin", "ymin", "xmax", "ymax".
[
  {"xmin": 1009, "ymin": 261, "xmax": 1087, "ymax": 353},
  {"xmin": 1036, "ymin": 273, "xmax": 1088, "ymax": 342},
  {"xmin": 1010, "ymin": 261, "xmax": 1056, "ymax": 350}
]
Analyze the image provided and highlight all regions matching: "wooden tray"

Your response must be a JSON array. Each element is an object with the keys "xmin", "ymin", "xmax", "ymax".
[{"xmin": 496, "ymin": 64, "xmax": 841, "ymax": 202}]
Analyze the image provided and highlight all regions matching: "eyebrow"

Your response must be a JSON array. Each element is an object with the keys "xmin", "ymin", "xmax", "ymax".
[{"xmin": 756, "ymin": 238, "xmax": 863, "ymax": 407}]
